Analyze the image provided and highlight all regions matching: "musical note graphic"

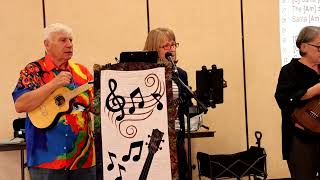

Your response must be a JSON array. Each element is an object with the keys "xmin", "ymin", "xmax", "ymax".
[
  {"xmin": 105, "ymin": 79, "xmax": 126, "ymax": 121},
  {"xmin": 151, "ymin": 93, "xmax": 163, "ymax": 110},
  {"xmin": 122, "ymin": 141, "xmax": 143, "ymax": 162},
  {"xmin": 107, "ymin": 151, "xmax": 117, "ymax": 171},
  {"xmin": 129, "ymin": 88, "xmax": 145, "ymax": 114},
  {"xmin": 105, "ymin": 72, "xmax": 167, "ymax": 139},
  {"xmin": 115, "ymin": 164, "xmax": 126, "ymax": 180}
]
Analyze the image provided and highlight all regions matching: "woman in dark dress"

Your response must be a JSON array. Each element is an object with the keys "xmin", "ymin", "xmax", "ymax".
[{"xmin": 275, "ymin": 26, "xmax": 320, "ymax": 180}]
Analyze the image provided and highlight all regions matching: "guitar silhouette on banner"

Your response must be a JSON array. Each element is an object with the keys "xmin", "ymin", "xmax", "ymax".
[{"xmin": 139, "ymin": 129, "xmax": 164, "ymax": 180}]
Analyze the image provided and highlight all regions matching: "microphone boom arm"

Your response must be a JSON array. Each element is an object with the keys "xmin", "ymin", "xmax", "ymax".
[{"xmin": 172, "ymin": 74, "xmax": 208, "ymax": 114}]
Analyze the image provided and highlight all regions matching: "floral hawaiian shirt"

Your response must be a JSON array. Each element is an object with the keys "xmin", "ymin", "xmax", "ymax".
[{"xmin": 12, "ymin": 55, "xmax": 95, "ymax": 169}]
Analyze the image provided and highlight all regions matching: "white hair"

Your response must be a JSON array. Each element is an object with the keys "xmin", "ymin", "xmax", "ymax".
[{"xmin": 43, "ymin": 23, "xmax": 73, "ymax": 41}]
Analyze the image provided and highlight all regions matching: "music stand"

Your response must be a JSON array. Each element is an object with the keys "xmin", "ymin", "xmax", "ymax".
[
  {"xmin": 195, "ymin": 65, "xmax": 225, "ymax": 108},
  {"xmin": 174, "ymin": 64, "xmax": 226, "ymax": 179}
]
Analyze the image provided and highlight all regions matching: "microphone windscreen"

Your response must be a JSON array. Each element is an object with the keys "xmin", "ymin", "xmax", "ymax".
[{"xmin": 165, "ymin": 52, "xmax": 172, "ymax": 60}]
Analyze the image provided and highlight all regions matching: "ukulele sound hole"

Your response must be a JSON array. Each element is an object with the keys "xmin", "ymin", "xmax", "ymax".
[{"xmin": 55, "ymin": 95, "xmax": 65, "ymax": 106}]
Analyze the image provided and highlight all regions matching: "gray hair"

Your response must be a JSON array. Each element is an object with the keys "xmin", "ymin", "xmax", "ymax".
[
  {"xmin": 296, "ymin": 26, "xmax": 320, "ymax": 56},
  {"xmin": 43, "ymin": 23, "xmax": 73, "ymax": 41}
]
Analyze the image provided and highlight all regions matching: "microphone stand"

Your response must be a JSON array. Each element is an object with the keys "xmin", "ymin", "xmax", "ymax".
[{"xmin": 171, "ymin": 67, "xmax": 208, "ymax": 180}]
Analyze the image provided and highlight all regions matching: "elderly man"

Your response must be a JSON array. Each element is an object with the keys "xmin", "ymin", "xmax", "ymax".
[{"xmin": 12, "ymin": 23, "xmax": 95, "ymax": 180}]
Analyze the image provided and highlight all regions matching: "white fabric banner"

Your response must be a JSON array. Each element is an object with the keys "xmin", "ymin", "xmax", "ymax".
[
  {"xmin": 100, "ymin": 67, "xmax": 172, "ymax": 180},
  {"xmin": 280, "ymin": 0, "xmax": 320, "ymax": 66}
]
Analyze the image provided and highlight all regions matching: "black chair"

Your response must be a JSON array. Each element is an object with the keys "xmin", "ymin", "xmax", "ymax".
[
  {"xmin": 197, "ymin": 131, "xmax": 267, "ymax": 180},
  {"xmin": 13, "ymin": 118, "xmax": 26, "ymax": 139}
]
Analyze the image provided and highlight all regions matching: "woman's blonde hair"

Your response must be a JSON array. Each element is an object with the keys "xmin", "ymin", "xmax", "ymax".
[{"xmin": 143, "ymin": 28, "xmax": 176, "ymax": 52}]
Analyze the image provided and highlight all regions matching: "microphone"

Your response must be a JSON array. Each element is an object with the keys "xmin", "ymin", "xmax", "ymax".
[{"xmin": 165, "ymin": 52, "xmax": 178, "ymax": 74}]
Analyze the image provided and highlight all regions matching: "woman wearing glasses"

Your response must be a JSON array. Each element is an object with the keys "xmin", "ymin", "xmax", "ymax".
[
  {"xmin": 275, "ymin": 26, "xmax": 320, "ymax": 180},
  {"xmin": 144, "ymin": 27, "xmax": 189, "ymax": 180}
]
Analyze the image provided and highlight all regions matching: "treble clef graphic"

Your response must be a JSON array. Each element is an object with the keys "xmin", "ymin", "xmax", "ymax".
[{"xmin": 105, "ymin": 79, "xmax": 126, "ymax": 121}]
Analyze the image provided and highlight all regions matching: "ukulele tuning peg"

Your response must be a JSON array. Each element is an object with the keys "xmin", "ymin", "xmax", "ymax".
[
  {"xmin": 145, "ymin": 142, "xmax": 148, "ymax": 145},
  {"xmin": 148, "ymin": 135, "xmax": 151, "ymax": 138},
  {"xmin": 159, "ymin": 147, "xmax": 162, "ymax": 150}
]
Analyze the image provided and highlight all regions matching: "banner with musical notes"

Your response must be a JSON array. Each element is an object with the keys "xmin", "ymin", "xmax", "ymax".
[{"xmin": 100, "ymin": 67, "xmax": 172, "ymax": 180}]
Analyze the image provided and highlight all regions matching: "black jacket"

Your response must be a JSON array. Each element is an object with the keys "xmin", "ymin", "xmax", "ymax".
[{"xmin": 275, "ymin": 58, "xmax": 320, "ymax": 159}]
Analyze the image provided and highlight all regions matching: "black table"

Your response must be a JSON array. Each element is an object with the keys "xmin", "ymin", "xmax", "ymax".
[
  {"xmin": 0, "ymin": 142, "xmax": 26, "ymax": 180},
  {"xmin": 188, "ymin": 131, "xmax": 215, "ymax": 138}
]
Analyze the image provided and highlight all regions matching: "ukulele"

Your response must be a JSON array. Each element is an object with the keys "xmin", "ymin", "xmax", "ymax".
[
  {"xmin": 28, "ymin": 83, "xmax": 93, "ymax": 129},
  {"xmin": 291, "ymin": 96, "xmax": 320, "ymax": 133}
]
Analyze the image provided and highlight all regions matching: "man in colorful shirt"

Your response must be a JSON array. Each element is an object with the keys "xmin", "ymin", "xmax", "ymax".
[{"xmin": 12, "ymin": 23, "xmax": 96, "ymax": 180}]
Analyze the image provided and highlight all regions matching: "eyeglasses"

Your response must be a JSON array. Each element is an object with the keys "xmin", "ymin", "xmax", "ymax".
[
  {"xmin": 159, "ymin": 42, "xmax": 179, "ymax": 50},
  {"xmin": 306, "ymin": 43, "xmax": 320, "ymax": 52}
]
